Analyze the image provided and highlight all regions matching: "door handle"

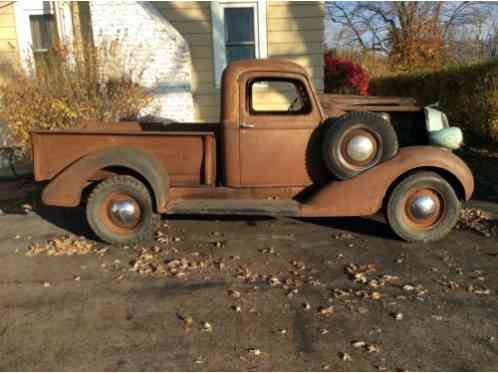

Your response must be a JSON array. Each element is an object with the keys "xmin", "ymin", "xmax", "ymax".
[{"xmin": 240, "ymin": 122, "xmax": 255, "ymax": 129}]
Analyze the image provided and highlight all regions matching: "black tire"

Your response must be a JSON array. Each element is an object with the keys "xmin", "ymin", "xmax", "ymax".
[
  {"xmin": 322, "ymin": 112, "xmax": 399, "ymax": 180},
  {"xmin": 86, "ymin": 175, "xmax": 158, "ymax": 245},
  {"xmin": 386, "ymin": 171, "xmax": 460, "ymax": 242}
]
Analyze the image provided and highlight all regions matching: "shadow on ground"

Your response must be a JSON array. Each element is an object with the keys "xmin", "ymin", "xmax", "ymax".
[
  {"xmin": 298, "ymin": 215, "xmax": 398, "ymax": 241},
  {"xmin": 34, "ymin": 205, "xmax": 97, "ymax": 240}
]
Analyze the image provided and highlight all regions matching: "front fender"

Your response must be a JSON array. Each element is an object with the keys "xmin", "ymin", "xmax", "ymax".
[
  {"xmin": 299, "ymin": 146, "xmax": 474, "ymax": 217},
  {"xmin": 42, "ymin": 146, "xmax": 169, "ymax": 212}
]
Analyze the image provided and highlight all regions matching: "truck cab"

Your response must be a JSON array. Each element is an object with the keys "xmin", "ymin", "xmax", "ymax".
[{"xmin": 220, "ymin": 59, "xmax": 325, "ymax": 187}]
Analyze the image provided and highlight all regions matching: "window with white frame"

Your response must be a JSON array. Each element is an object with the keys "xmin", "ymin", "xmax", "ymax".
[
  {"xmin": 29, "ymin": 13, "xmax": 59, "ymax": 71},
  {"xmin": 211, "ymin": 1, "xmax": 267, "ymax": 86},
  {"xmin": 14, "ymin": 1, "xmax": 73, "ymax": 72}
]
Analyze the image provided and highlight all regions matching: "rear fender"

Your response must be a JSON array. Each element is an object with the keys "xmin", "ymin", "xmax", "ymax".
[
  {"xmin": 41, "ymin": 146, "xmax": 169, "ymax": 212},
  {"xmin": 299, "ymin": 146, "xmax": 474, "ymax": 217}
]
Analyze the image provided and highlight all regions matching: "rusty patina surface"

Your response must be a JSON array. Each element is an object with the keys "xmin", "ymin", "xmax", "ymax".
[
  {"xmin": 299, "ymin": 146, "xmax": 474, "ymax": 217},
  {"xmin": 40, "ymin": 146, "xmax": 170, "ymax": 212},
  {"xmin": 31, "ymin": 59, "xmax": 474, "ymax": 220}
]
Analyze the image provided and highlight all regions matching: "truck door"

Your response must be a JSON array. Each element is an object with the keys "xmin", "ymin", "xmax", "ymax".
[{"xmin": 239, "ymin": 72, "xmax": 323, "ymax": 186}]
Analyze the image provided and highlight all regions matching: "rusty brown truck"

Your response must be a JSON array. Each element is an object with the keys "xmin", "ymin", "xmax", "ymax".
[{"xmin": 31, "ymin": 59, "xmax": 474, "ymax": 244}]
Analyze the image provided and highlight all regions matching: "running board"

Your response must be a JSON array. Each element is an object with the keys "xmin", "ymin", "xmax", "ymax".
[{"xmin": 166, "ymin": 199, "xmax": 301, "ymax": 216}]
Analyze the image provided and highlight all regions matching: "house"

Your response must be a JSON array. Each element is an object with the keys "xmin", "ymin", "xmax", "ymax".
[{"xmin": 0, "ymin": 1, "xmax": 324, "ymax": 124}]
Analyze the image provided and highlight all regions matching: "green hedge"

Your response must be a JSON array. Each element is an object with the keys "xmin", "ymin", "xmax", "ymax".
[{"xmin": 369, "ymin": 61, "xmax": 498, "ymax": 145}]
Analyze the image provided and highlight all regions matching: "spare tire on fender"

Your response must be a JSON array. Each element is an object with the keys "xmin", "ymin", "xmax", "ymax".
[{"xmin": 321, "ymin": 112, "xmax": 399, "ymax": 180}]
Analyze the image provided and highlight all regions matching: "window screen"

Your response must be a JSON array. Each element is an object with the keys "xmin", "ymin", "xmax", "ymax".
[
  {"xmin": 30, "ymin": 14, "xmax": 58, "ymax": 52},
  {"xmin": 224, "ymin": 7, "xmax": 256, "ymax": 63},
  {"xmin": 29, "ymin": 14, "xmax": 58, "ymax": 74}
]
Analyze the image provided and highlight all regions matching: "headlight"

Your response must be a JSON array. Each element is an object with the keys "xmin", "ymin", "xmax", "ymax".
[
  {"xmin": 428, "ymin": 127, "xmax": 463, "ymax": 150},
  {"xmin": 425, "ymin": 106, "xmax": 449, "ymax": 132}
]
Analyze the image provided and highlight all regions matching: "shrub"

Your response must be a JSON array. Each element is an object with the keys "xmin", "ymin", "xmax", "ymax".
[
  {"xmin": 333, "ymin": 49, "xmax": 393, "ymax": 79},
  {"xmin": 324, "ymin": 52, "xmax": 370, "ymax": 95},
  {"xmin": 0, "ymin": 40, "xmax": 153, "ymax": 153},
  {"xmin": 369, "ymin": 61, "xmax": 498, "ymax": 145}
]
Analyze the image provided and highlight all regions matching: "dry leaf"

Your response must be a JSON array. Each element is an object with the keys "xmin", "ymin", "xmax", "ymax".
[
  {"xmin": 366, "ymin": 343, "xmax": 382, "ymax": 353},
  {"xmin": 317, "ymin": 306, "xmax": 335, "ymax": 316},
  {"xmin": 201, "ymin": 321, "xmax": 213, "ymax": 332},
  {"xmin": 392, "ymin": 312, "xmax": 404, "ymax": 321},
  {"xmin": 351, "ymin": 340, "xmax": 367, "ymax": 348},
  {"xmin": 248, "ymin": 348, "xmax": 262, "ymax": 356},
  {"xmin": 340, "ymin": 352, "xmax": 352, "ymax": 361}
]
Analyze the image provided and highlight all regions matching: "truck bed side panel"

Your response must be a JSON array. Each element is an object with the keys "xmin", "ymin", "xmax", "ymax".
[{"xmin": 32, "ymin": 132, "xmax": 216, "ymax": 186}]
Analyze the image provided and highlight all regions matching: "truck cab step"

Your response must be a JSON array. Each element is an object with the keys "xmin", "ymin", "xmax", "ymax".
[{"xmin": 166, "ymin": 199, "xmax": 300, "ymax": 217}]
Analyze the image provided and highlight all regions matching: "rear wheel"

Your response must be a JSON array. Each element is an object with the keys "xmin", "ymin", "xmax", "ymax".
[
  {"xmin": 86, "ymin": 175, "xmax": 158, "ymax": 245},
  {"xmin": 386, "ymin": 171, "xmax": 460, "ymax": 242}
]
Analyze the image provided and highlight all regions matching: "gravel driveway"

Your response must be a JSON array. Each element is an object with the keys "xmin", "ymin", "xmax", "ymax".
[{"xmin": 0, "ymin": 205, "xmax": 497, "ymax": 371}]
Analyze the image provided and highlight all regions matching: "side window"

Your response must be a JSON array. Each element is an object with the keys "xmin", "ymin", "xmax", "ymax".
[{"xmin": 249, "ymin": 78, "xmax": 312, "ymax": 115}]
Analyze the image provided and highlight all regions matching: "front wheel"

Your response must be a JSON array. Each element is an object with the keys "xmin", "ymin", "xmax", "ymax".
[
  {"xmin": 86, "ymin": 175, "xmax": 158, "ymax": 245},
  {"xmin": 386, "ymin": 171, "xmax": 460, "ymax": 242}
]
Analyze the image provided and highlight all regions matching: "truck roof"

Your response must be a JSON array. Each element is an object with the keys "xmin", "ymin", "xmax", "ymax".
[{"xmin": 223, "ymin": 59, "xmax": 307, "ymax": 80}]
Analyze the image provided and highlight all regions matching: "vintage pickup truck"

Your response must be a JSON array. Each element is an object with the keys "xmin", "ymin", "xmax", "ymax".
[{"xmin": 31, "ymin": 59, "xmax": 474, "ymax": 244}]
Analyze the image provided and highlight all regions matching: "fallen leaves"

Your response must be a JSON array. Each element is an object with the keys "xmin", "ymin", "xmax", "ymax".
[
  {"xmin": 268, "ymin": 276, "xmax": 281, "ymax": 287},
  {"xmin": 334, "ymin": 232, "xmax": 354, "ymax": 240},
  {"xmin": 391, "ymin": 312, "xmax": 404, "ymax": 321},
  {"xmin": 340, "ymin": 352, "xmax": 352, "ymax": 361},
  {"xmin": 259, "ymin": 246, "xmax": 277, "ymax": 255},
  {"xmin": 201, "ymin": 321, "xmax": 213, "ymax": 332},
  {"xmin": 193, "ymin": 357, "xmax": 204, "ymax": 364},
  {"xmin": 247, "ymin": 348, "xmax": 262, "ymax": 356},
  {"xmin": 130, "ymin": 247, "xmax": 215, "ymax": 278},
  {"xmin": 346, "ymin": 263, "xmax": 377, "ymax": 284},
  {"xmin": 351, "ymin": 340, "xmax": 367, "ymax": 348},
  {"xmin": 351, "ymin": 340, "xmax": 383, "ymax": 353},
  {"xmin": 317, "ymin": 305, "xmax": 335, "ymax": 316},
  {"xmin": 26, "ymin": 236, "xmax": 97, "ymax": 256},
  {"xmin": 468, "ymin": 284, "xmax": 491, "ymax": 296},
  {"xmin": 457, "ymin": 208, "xmax": 497, "ymax": 237},
  {"xmin": 228, "ymin": 289, "xmax": 241, "ymax": 298}
]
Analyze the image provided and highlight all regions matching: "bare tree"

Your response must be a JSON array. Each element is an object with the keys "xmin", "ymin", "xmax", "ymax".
[{"xmin": 327, "ymin": 1, "xmax": 496, "ymax": 68}]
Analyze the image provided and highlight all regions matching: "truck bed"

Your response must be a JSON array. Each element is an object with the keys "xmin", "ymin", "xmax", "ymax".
[{"xmin": 31, "ymin": 121, "xmax": 219, "ymax": 186}]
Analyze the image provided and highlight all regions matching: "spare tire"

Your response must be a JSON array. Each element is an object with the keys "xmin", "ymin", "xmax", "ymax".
[{"xmin": 322, "ymin": 112, "xmax": 399, "ymax": 180}]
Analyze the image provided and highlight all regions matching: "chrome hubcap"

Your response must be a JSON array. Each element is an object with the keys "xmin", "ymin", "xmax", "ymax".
[
  {"xmin": 410, "ymin": 196, "xmax": 437, "ymax": 219},
  {"xmin": 109, "ymin": 200, "xmax": 141, "ymax": 227},
  {"xmin": 346, "ymin": 135, "xmax": 375, "ymax": 162}
]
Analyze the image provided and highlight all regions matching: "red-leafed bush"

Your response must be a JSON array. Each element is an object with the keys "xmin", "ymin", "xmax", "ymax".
[{"xmin": 324, "ymin": 53, "xmax": 369, "ymax": 95}]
